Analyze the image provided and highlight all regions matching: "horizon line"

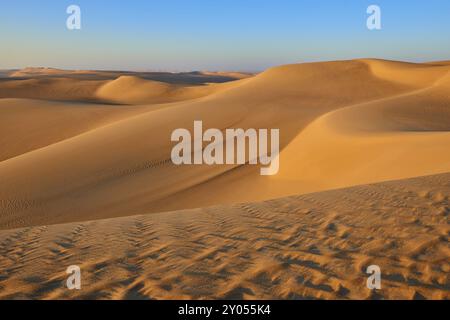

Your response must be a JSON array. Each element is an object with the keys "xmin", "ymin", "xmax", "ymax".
[{"xmin": 3, "ymin": 57, "xmax": 450, "ymax": 74}]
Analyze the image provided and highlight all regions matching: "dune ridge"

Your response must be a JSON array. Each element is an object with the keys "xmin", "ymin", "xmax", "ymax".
[
  {"xmin": 95, "ymin": 75, "xmax": 242, "ymax": 104},
  {"xmin": 1, "ymin": 59, "xmax": 450, "ymax": 229}
]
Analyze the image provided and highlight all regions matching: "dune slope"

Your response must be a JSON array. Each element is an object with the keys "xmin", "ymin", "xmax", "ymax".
[
  {"xmin": 0, "ymin": 173, "xmax": 448, "ymax": 300},
  {"xmin": 1, "ymin": 59, "xmax": 450, "ymax": 229},
  {"xmin": 95, "ymin": 75, "xmax": 236, "ymax": 104},
  {"xmin": 275, "ymin": 65, "xmax": 450, "ymax": 193}
]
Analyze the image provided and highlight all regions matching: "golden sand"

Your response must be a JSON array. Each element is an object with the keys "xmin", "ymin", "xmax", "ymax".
[{"xmin": 0, "ymin": 59, "xmax": 448, "ymax": 299}]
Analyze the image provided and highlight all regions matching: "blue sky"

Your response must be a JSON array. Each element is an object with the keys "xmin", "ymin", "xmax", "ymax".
[{"xmin": 1, "ymin": 0, "xmax": 450, "ymax": 71}]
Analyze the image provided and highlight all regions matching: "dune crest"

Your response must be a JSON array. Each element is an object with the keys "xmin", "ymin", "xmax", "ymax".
[{"xmin": 95, "ymin": 75, "xmax": 233, "ymax": 104}]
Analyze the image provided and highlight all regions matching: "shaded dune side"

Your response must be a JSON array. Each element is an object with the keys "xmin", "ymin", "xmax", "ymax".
[
  {"xmin": 0, "ymin": 72, "xmax": 250, "ymax": 104},
  {"xmin": 360, "ymin": 59, "xmax": 448, "ymax": 88},
  {"xmin": 0, "ymin": 99, "xmax": 158, "ymax": 162},
  {"xmin": 275, "ymin": 66, "xmax": 450, "ymax": 192},
  {"xmin": 95, "ymin": 75, "xmax": 244, "ymax": 105},
  {"xmin": 0, "ymin": 60, "xmax": 427, "ymax": 229},
  {"xmin": 0, "ymin": 173, "xmax": 448, "ymax": 300},
  {"xmin": 0, "ymin": 78, "xmax": 106, "ymax": 102}
]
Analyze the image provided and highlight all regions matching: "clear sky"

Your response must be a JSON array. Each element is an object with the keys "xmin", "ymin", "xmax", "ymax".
[{"xmin": 1, "ymin": 0, "xmax": 450, "ymax": 71}]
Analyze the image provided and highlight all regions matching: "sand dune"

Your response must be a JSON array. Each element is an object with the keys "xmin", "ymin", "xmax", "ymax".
[
  {"xmin": 1, "ymin": 59, "xmax": 450, "ymax": 229},
  {"xmin": 0, "ymin": 99, "xmax": 154, "ymax": 162},
  {"xmin": 7, "ymin": 67, "xmax": 250, "ymax": 83},
  {"xmin": 95, "ymin": 75, "xmax": 238, "ymax": 105},
  {"xmin": 0, "ymin": 59, "xmax": 449, "ymax": 299},
  {"xmin": 198, "ymin": 71, "xmax": 253, "ymax": 79},
  {"xmin": 275, "ymin": 65, "xmax": 450, "ymax": 193},
  {"xmin": 0, "ymin": 78, "xmax": 106, "ymax": 102},
  {"xmin": 0, "ymin": 173, "xmax": 448, "ymax": 299},
  {"xmin": 8, "ymin": 67, "xmax": 89, "ymax": 78},
  {"xmin": 0, "ymin": 75, "xmax": 243, "ymax": 104}
]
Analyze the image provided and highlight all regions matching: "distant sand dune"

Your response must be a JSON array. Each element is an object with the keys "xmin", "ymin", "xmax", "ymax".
[
  {"xmin": 95, "ymin": 75, "xmax": 240, "ymax": 104},
  {"xmin": 0, "ymin": 98, "xmax": 154, "ymax": 162},
  {"xmin": 0, "ymin": 78, "xmax": 106, "ymax": 102},
  {"xmin": 8, "ymin": 67, "xmax": 91, "ymax": 78}
]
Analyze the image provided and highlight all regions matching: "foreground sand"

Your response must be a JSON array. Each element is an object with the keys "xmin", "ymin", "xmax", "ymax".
[{"xmin": 0, "ymin": 173, "xmax": 448, "ymax": 299}]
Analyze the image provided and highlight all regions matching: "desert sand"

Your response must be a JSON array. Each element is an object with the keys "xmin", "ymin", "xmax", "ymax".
[
  {"xmin": 0, "ymin": 174, "xmax": 448, "ymax": 299},
  {"xmin": 0, "ymin": 59, "xmax": 449, "ymax": 299}
]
